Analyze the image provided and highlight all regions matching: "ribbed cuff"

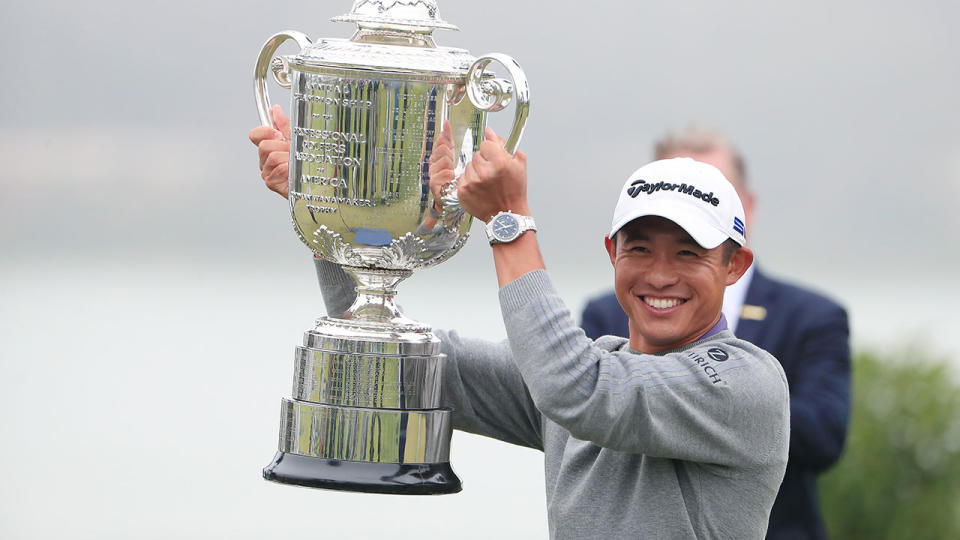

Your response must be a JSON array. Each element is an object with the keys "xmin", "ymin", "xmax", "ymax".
[
  {"xmin": 313, "ymin": 257, "xmax": 352, "ymax": 288},
  {"xmin": 498, "ymin": 269, "xmax": 556, "ymax": 314}
]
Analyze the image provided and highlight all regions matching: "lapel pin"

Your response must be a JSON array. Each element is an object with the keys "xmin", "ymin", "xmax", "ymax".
[{"xmin": 741, "ymin": 305, "xmax": 768, "ymax": 321}]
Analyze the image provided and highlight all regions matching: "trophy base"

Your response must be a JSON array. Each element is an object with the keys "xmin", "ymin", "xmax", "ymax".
[{"xmin": 263, "ymin": 451, "xmax": 462, "ymax": 495}]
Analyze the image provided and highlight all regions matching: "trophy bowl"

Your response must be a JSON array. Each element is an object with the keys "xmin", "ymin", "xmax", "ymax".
[{"xmin": 255, "ymin": 3, "xmax": 529, "ymax": 273}]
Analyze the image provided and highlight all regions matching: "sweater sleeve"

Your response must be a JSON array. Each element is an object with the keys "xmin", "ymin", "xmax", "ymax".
[
  {"xmin": 500, "ymin": 270, "xmax": 789, "ymax": 470},
  {"xmin": 436, "ymin": 330, "xmax": 543, "ymax": 450}
]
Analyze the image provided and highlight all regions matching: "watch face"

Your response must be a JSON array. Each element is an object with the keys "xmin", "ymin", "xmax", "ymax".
[{"xmin": 492, "ymin": 214, "xmax": 520, "ymax": 241}]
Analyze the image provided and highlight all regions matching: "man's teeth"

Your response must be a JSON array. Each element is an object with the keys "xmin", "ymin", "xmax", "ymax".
[{"xmin": 643, "ymin": 297, "xmax": 683, "ymax": 309}]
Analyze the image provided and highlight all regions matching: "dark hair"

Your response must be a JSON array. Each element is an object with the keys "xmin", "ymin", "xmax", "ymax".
[{"xmin": 721, "ymin": 239, "xmax": 741, "ymax": 264}]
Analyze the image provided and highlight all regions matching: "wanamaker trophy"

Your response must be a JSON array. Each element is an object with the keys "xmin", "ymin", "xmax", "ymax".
[{"xmin": 254, "ymin": 0, "xmax": 530, "ymax": 495}]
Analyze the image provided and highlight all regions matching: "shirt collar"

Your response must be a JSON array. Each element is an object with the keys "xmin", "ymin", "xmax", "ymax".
[
  {"xmin": 701, "ymin": 313, "xmax": 729, "ymax": 340},
  {"xmin": 722, "ymin": 260, "xmax": 756, "ymax": 332}
]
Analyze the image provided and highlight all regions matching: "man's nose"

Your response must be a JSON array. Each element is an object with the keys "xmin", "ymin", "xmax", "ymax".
[{"xmin": 645, "ymin": 255, "xmax": 680, "ymax": 289}]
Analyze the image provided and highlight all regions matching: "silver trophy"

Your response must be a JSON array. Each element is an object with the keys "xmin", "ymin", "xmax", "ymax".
[{"xmin": 254, "ymin": 0, "xmax": 529, "ymax": 495}]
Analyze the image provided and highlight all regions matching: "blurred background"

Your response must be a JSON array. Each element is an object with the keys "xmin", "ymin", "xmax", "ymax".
[{"xmin": 1, "ymin": 0, "xmax": 957, "ymax": 538}]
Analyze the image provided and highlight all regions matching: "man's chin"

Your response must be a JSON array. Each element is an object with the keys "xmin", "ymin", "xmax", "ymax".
[{"xmin": 630, "ymin": 321, "xmax": 691, "ymax": 350}]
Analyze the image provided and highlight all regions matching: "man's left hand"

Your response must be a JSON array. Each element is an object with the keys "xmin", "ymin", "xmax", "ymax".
[{"xmin": 458, "ymin": 127, "xmax": 530, "ymax": 222}]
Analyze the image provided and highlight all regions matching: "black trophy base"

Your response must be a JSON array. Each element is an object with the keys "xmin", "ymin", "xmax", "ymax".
[{"xmin": 263, "ymin": 451, "xmax": 462, "ymax": 495}]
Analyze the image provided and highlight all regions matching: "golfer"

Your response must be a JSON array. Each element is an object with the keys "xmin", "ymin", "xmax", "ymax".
[{"xmin": 250, "ymin": 118, "xmax": 789, "ymax": 539}]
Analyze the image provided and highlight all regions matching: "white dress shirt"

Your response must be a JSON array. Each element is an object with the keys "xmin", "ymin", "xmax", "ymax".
[{"xmin": 722, "ymin": 262, "xmax": 756, "ymax": 333}]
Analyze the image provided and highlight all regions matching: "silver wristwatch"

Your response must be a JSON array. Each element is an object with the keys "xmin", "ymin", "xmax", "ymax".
[{"xmin": 485, "ymin": 211, "xmax": 537, "ymax": 245}]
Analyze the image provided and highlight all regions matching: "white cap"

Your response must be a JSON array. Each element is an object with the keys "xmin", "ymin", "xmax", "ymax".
[{"xmin": 609, "ymin": 157, "xmax": 747, "ymax": 248}]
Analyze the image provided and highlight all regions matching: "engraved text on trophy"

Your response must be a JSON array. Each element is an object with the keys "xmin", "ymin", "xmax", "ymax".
[{"xmin": 290, "ymin": 73, "xmax": 441, "ymax": 251}]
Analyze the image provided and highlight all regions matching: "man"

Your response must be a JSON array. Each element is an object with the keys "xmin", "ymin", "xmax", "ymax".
[
  {"xmin": 250, "ymin": 113, "xmax": 790, "ymax": 538},
  {"xmin": 582, "ymin": 128, "xmax": 851, "ymax": 539}
]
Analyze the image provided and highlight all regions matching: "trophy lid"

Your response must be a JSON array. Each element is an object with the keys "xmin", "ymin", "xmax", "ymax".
[
  {"xmin": 331, "ymin": 0, "xmax": 459, "ymax": 33},
  {"xmin": 291, "ymin": 1, "xmax": 473, "ymax": 79}
]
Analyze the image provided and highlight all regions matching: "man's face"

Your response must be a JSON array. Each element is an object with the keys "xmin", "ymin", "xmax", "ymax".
[
  {"xmin": 660, "ymin": 146, "xmax": 756, "ymax": 234},
  {"xmin": 605, "ymin": 216, "xmax": 753, "ymax": 354}
]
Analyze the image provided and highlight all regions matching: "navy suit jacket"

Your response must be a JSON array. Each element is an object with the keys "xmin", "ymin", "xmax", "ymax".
[{"xmin": 581, "ymin": 268, "xmax": 851, "ymax": 540}]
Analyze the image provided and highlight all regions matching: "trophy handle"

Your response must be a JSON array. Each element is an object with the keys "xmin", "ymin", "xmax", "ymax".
[
  {"xmin": 254, "ymin": 31, "xmax": 313, "ymax": 127},
  {"xmin": 465, "ymin": 53, "xmax": 531, "ymax": 154},
  {"xmin": 441, "ymin": 54, "xmax": 530, "ymax": 214}
]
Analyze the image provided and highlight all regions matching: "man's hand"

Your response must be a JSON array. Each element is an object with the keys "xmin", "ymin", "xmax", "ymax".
[
  {"xmin": 458, "ymin": 127, "xmax": 530, "ymax": 223},
  {"xmin": 248, "ymin": 104, "xmax": 292, "ymax": 199},
  {"xmin": 457, "ymin": 127, "xmax": 542, "ymax": 287},
  {"xmin": 427, "ymin": 120, "xmax": 457, "ymax": 214}
]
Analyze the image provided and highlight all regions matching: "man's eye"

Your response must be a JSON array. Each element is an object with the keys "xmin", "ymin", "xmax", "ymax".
[
  {"xmin": 629, "ymin": 246, "xmax": 649, "ymax": 253},
  {"xmin": 679, "ymin": 250, "xmax": 699, "ymax": 257}
]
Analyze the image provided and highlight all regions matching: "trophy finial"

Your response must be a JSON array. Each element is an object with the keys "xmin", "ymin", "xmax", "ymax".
[{"xmin": 332, "ymin": 0, "xmax": 459, "ymax": 32}]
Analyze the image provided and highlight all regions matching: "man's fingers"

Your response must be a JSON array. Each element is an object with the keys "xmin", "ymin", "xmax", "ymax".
[
  {"xmin": 484, "ymin": 126, "xmax": 505, "ymax": 147},
  {"xmin": 478, "ymin": 133, "xmax": 513, "ymax": 162},
  {"xmin": 259, "ymin": 142, "xmax": 288, "ymax": 168},
  {"xmin": 429, "ymin": 175, "xmax": 456, "ymax": 194},
  {"xmin": 430, "ymin": 169, "xmax": 456, "ymax": 189},
  {"xmin": 264, "ymin": 161, "xmax": 290, "ymax": 199},
  {"xmin": 249, "ymin": 127, "xmax": 265, "ymax": 146},
  {"xmin": 431, "ymin": 135, "xmax": 454, "ymax": 157},
  {"xmin": 429, "ymin": 146, "xmax": 452, "ymax": 164},
  {"xmin": 461, "ymin": 157, "xmax": 478, "ymax": 180},
  {"xmin": 430, "ymin": 154, "xmax": 455, "ymax": 172},
  {"xmin": 471, "ymin": 149, "xmax": 490, "ymax": 171},
  {"xmin": 264, "ymin": 151, "xmax": 289, "ymax": 175},
  {"xmin": 250, "ymin": 126, "xmax": 283, "ymax": 146},
  {"xmin": 271, "ymin": 105, "xmax": 292, "ymax": 140},
  {"xmin": 266, "ymin": 178, "xmax": 289, "ymax": 199},
  {"xmin": 438, "ymin": 120, "xmax": 454, "ymax": 144},
  {"xmin": 515, "ymin": 150, "xmax": 527, "ymax": 167},
  {"xmin": 265, "ymin": 163, "xmax": 288, "ymax": 184}
]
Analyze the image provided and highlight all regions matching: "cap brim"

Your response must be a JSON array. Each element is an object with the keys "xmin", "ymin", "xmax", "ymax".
[{"xmin": 609, "ymin": 207, "xmax": 728, "ymax": 249}]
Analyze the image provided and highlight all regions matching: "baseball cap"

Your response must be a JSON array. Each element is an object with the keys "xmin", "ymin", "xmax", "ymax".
[{"xmin": 609, "ymin": 157, "xmax": 747, "ymax": 248}]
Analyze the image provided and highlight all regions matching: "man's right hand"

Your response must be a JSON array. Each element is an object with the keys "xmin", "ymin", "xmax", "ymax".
[
  {"xmin": 427, "ymin": 120, "xmax": 457, "ymax": 214},
  {"xmin": 248, "ymin": 104, "xmax": 292, "ymax": 199}
]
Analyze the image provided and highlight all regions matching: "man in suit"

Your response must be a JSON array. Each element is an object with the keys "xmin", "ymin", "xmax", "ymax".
[{"xmin": 581, "ymin": 128, "xmax": 851, "ymax": 540}]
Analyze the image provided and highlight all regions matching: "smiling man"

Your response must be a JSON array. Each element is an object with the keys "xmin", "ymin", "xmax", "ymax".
[
  {"xmin": 250, "ymin": 119, "xmax": 789, "ymax": 539},
  {"xmin": 583, "ymin": 130, "xmax": 850, "ymax": 540}
]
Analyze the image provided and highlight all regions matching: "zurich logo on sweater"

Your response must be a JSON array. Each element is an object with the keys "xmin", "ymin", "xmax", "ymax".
[{"xmin": 707, "ymin": 348, "xmax": 729, "ymax": 362}]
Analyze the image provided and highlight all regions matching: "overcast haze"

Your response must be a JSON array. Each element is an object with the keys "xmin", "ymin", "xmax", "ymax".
[{"xmin": 1, "ymin": 1, "xmax": 957, "ymax": 538}]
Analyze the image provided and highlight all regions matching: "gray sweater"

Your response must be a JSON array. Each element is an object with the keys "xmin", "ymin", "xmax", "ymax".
[{"xmin": 316, "ymin": 260, "xmax": 790, "ymax": 539}]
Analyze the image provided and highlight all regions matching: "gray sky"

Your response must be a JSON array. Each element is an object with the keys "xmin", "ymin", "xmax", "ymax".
[{"xmin": 3, "ymin": 1, "xmax": 957, "ymax": 260}]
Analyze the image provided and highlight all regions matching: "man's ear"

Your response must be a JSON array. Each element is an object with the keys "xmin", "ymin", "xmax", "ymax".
[
  {"xmin": 605, "ymin": 234, "xmax": 617, "ymax": 267},
  {"xmin": 725, "ymin": 246, "xmax": 754, "ymax": 287}
]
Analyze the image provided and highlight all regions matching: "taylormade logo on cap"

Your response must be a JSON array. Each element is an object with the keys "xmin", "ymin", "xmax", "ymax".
[
  {"xmin": 609, "ymin": 158, "xmax": 747, "ymax": 249},
  {"xmin": 626, "ymin": 179, "xmax": 721, "ymax": 206}
]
